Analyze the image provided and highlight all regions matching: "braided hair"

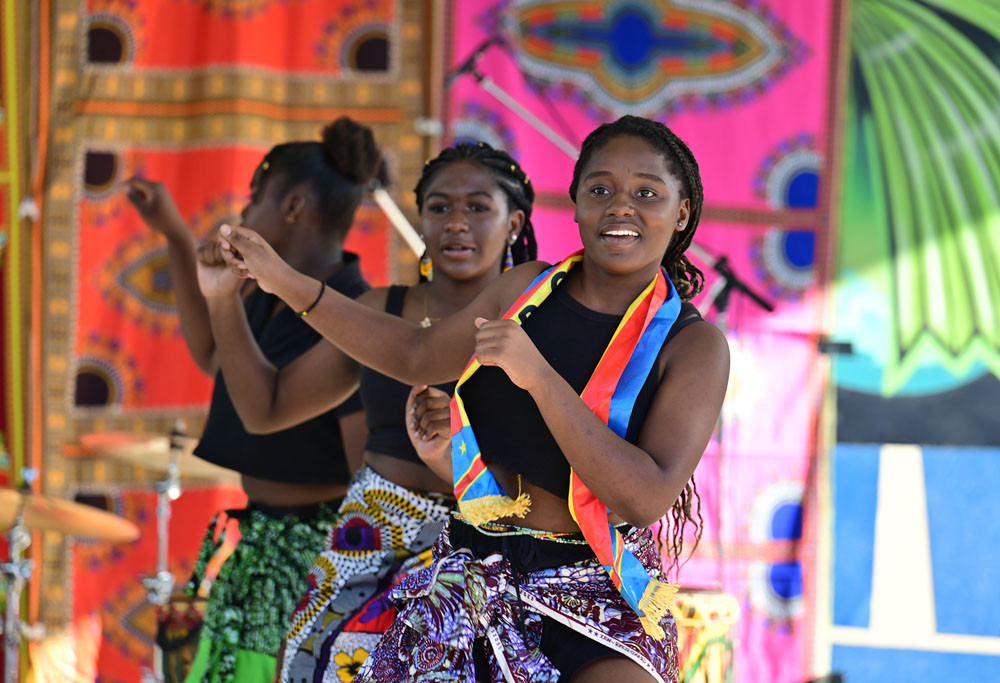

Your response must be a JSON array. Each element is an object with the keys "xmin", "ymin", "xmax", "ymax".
[
  {"xmin": 569, "ymin": 115, "xmax": 706, "ymax": 302},
  {"xmin": 256, "ymin": 117, "xmax": 382, "ymax": 239},
  {"xmin": 570, "ymin": 116, "xmax": 706, "ymax": 572},
  {"xmin": 415, "ymin": 141, "xmax": 537, "ymax": 268}
]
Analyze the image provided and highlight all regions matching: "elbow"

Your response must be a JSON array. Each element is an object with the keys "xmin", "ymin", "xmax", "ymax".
[
  {"xmin": 620, "ymin": 505, "xmax": 666, "ymax": 530},
  {"xmin": 618, "ymin": 474, "xmax": 688, "ymax": 528},
  {"xmin": 194, "ymin": 355, "xmax": 217, "ymax": 378},
  {"xmin": 238, "ymin": 403, "xmax": 283, "ymax": 434},
  {"xmin": 240, "ymin": 412, "xmax": 283, "ymax": 435},
  {"xmin": 610, "ymin": 491, "xmax": 664, "ymax": 528}
]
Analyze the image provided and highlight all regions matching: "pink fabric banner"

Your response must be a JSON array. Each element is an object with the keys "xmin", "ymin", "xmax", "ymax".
[{"xmin": 443, "ymin": 2, "xmax": 837, "ymax": 680}]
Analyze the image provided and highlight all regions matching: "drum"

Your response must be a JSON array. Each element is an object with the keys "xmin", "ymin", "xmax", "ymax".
[{"xmin": 674, "ymin": 588, "xmax": 740, "ymax": 683}]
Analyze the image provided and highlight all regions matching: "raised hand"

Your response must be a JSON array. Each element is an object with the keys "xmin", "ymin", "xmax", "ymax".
[
  {"xmin": 406, "ymin": 385, "xmax": 453, "ymax": 479},
  {"xmin": 122, "ymin": 177, "xmax": 188, "ymax": 238},
  {"xmin": 218, "ymin": 224, "xmax": 293, "ymax": 295},
  {"xmin": 473, "ymin": 317, "xmax": 550, "ymax": 392},
  {"xmin": 196, "ymin": 239, "xmax": 242, "ymax": 299}
]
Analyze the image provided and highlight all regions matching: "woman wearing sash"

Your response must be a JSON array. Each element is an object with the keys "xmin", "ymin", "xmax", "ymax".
[
  {"xmin": 219, "ymin": 116, "xmax": 729, "ymax": 682},
  {"xmin": 201, "ymin": 142, "xmax": 538, "ymax": 682}
]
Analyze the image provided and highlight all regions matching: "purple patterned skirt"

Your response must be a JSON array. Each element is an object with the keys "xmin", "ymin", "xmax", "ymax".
[{"xmin": 354, "ymin": 518, "xmax": 679, "ymax": 683}]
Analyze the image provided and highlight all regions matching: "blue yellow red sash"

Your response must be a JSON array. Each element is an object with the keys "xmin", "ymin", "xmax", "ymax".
[{"xmin": 450, "ymin": 250, "xmax": 682, "ymax": 639}]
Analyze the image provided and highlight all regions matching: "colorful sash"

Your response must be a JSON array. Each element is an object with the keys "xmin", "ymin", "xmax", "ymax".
[{"xmin": 449, "ymin": 250, "xmax": 683, "ymax": 639}]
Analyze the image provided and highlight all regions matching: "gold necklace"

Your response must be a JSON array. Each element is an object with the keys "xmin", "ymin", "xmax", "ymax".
[{"xmin": 420, "ymin": 287, "xmax": 439, "ymax": 328}]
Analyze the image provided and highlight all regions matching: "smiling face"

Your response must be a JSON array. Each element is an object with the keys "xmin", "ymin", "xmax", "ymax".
[
  {"xmin": 419, "ymin": 160, "xmax": 523, "ymax": 282},
  {"xmin": 573, "ymin": 134, "xmax": 689, "ymax": 277}
]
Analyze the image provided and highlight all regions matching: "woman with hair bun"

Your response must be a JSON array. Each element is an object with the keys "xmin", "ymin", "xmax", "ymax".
[{"xmin": 124, "ymin": 117, "xmax": 381, "ymax": 683}]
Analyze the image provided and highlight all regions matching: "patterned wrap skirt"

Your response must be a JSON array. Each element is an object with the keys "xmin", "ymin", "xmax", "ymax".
[
  {"xmin": 354, "ymin": 517, "xmax": 680, "ymax": 683},
  {"xmin": 183, "ymin": 500, "xmax": 339, "ymax": 683},
  {"xmin": 281, "ymin": 465, "xmax": 453, "ymax": 683}
]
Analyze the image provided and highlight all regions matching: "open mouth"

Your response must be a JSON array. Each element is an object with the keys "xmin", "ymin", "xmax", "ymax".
[
  {"xmin": 439, "ymin": 243, "xmax": 476, "ymax": 258},
  {"xmin": 599, "ymin": 227, "xmax": 640, "ymax": 247}
]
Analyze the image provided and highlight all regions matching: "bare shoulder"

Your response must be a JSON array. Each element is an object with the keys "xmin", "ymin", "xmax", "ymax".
[
  {"xmin": 355, "ymin": 285, "xmax": 394, "ymax": 310},
  {"xmin": 661, "ymin": 318, "xmax": 730, "ymax": 380},
  {"xmin": 494, "ymin": 260, "xmax": 551, "ymax": 311}
]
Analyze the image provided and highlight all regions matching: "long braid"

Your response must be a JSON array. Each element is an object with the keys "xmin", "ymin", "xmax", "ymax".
[
  {"xmin": 415, "ymin": 142, "xmax": 537, "ymax": 267},
  {"xmin": 570, "ymin": 116, "xmax": 706, "ymax": 568}
]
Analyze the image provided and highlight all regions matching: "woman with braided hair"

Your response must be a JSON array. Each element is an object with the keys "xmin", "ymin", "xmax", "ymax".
[
  {"xmin": 197, "ymin": 141, "xmax": 538, "ymax": 682},
  {"xmin": 219, "ymin": 116, "xmax": 728, "ymax": 683}
]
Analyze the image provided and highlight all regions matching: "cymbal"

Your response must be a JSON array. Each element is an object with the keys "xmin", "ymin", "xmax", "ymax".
[
  {"xmin": 0, "ymin": 488, "xmax": 140, "ymax": 542},
  {"xmin": 77, "ymin": 432, "xmax": 240, "ymax": 485}
]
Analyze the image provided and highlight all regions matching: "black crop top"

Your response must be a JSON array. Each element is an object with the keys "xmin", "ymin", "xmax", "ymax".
[
  {"xmin": 359, "ymin": 285, "xmax": 456, "ymax": 462},
  {"xmin": 195, "ymin": 252, "xmax": 368, "ymax": 484},
  {"xmin": 461, "ymin": 286, "xmax": 702, "ymax": 498}
]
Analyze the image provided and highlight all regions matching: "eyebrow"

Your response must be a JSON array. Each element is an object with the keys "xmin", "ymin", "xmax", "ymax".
[
  {"xmin": 583, "ymin": 170, "xmax": 665, "ymax": 184},
  {"xmin": 424, "ymin": 190, "xmax": 495, "ymax": 200}
]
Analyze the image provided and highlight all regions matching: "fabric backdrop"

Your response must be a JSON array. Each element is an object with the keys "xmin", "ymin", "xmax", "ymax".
[
  {"xmin": 442, "ymin": 2, "xmax": 841, "ymax": 681},
  {"xmin": 35, "ymin": 0, "xmax": 431, "ymax": 680}
]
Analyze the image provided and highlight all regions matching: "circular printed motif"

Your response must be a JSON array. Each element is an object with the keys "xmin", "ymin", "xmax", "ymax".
[
  {"xmin": 748, "ymin": 481, "xmax": 804, "ymax": 620},
  {"xmin": 84, "ymin": 151, "xmax": 120, "ymax": 198},
  {"xmin": 86, "ymin": 2, "xmax": 144, "ymax": 66},
  {"xmin": 414, "ymin": 639, "xmax": 446, "ymax": 671},
  {"xmin": 74, "ymin": 332, "xmax": 145, "ymax": 408},
  {"xmin": 750, "ymin": 136, "xmax": 821, "ymax": 300},
  {"xmin": 74, "ymin": 363, "xmax": 118, "ymax": 407},
  {"xmin": 349, "ymin": 31, "xmax": 390, "ymax": 71},
  {"xmin": 451, "ymin": 102, "xmax": 519, "ymax": 158}
]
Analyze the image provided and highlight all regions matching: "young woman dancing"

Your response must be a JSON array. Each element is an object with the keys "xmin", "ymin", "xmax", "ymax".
[
  {"xmin": 198, "ymin": 142, "xmax": 537, "ymax": 682},
  {"xmin": 218, "ymin": 116, "xmax": 728, "ymax": 683},
  {"xmin": 124, "ymin": 117, "xmax": 380, "ymax": 683}
]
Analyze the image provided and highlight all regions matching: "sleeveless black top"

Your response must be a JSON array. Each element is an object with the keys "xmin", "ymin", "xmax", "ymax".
[
  {"xmin": 461, "ymin": 285, "xmax": 701, "ymax": 498},
  {"xmin": 195, "ymin": 253, "xmax": 368, "ymax": 484},
  {"xmin": 359, "ymin": 285, "xmax": 456, "ymax": 462}
]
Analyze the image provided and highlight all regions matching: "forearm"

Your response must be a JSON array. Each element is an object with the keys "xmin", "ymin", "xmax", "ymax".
[
  {"xmin": 273, "ymin": 269, "xmax": 456, "ymax": 385},
  {"xmin": 166, "ymin": 232, "xmax": 216, "ymax": 374},
  {"xmin": 205, "ymin": 293, "xmax": 283, "ymax": 431},
  {"xmin": 422, "ymin": 451, "xmax": 453, "ymax": 484},
  {"xmin": 528, "ymin": 370, "xmax": 682, "ymax": 527}
]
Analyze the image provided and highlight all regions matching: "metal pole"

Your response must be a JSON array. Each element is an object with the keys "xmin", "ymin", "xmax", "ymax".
[
  {"xmin": 142, "ymin": 428, "xmax": 183, "ymax": 683},
  {"xmin": 474, "ymin": 72, "xmax": 580, "ymax": 160},
  {"xmin": 3, "ymin": 503, "xmax": 32, "ymax": 683}
]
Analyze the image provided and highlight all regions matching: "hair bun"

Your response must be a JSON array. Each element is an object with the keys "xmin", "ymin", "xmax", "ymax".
[{"xmin": 321, "ymin": 117, "xmax": 382, "ymax": 186}]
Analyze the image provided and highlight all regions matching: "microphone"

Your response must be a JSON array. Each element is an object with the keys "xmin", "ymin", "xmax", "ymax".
[{"xmin": 444, "ymin": 36, "xmax": 505, "ymax": 88}]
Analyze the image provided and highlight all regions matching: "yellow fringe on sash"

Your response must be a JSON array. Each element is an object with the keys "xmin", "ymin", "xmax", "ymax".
[
  {"xmin": 638, "ymin": 579, "xmax": 679, "ymax": 640},
  {"xmin": 458, "ymin": 492, "xmax": 532, "ymax": 527}
]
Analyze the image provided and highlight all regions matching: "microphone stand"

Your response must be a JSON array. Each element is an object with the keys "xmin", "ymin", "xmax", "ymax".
[
  {"xmin": 444, "ymin": 37, "xmax": 579, "ymax": 158},
  {"xmin": 466, "ymin": 69, "xmax": 580, "ymax": 159}
]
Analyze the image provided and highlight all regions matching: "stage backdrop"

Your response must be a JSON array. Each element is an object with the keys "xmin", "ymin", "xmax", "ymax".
[
  {"xmin": 442, "ymin": 2, "xmax": 843, "ymax": 681},
  {"xmin": 825, "ymin": 1, "xmax": 1000, "ymax": 680},
  {"xmin": 33, "ymin": 0, "xmax": 433, "ymax": 680}
]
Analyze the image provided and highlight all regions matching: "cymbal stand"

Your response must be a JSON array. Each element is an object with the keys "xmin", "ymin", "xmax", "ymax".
[
  {"xmin": 140, "ymin": 428, "xmax": 184, "ymax": 683},
  {"xmin": 1, "ymin": 472, "xmax": 36, "ymax": 683}
]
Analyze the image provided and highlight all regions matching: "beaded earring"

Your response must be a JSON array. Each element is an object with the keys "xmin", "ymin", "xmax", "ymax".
[
  {"xmin": 419, "ymin": 251, "xmax": 433, "ymax": 281},
  {"xmin": 503, "ymin": 234, "xmax": 516, "ymax": 272}
]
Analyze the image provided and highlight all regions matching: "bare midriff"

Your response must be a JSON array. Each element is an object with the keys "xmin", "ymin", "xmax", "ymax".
[
  {"xmin": 363, "ymin": 450, "xmax": 452, "ymax": 496},
  {"xmin": 240, "ymin": 474, "xmax": 349, "ymax": 507},
  {"xmin": 489, "ymin": 462, "xmax": 624, "ymax": 532}
]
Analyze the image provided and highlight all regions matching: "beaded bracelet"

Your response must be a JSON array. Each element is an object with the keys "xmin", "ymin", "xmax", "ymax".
[{"xmin": 297, "ymin": 279, "xmax": 326, "ymax": 317}]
